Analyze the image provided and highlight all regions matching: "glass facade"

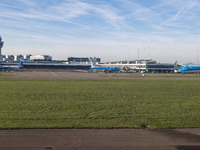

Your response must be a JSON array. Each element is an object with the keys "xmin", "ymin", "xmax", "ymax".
[{"xmin": 68, "ymin": 57, "xmax": 101, "ymax": 64}]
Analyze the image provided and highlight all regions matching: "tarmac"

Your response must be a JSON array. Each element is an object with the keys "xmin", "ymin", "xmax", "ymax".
[
  {"xmin": 0, "ymin": 129, "xmax": 200, "ymax": 150},
  {"xmin": 1, "ymin": 69, "xmax": 200, "ymax": 80},
  {"xmin": 0, "ymin": 69, "xmax": 200, "ymax": 150}
]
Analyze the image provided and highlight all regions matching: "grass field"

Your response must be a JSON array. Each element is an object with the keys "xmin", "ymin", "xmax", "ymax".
[
  {"xmin": 0, "ymin": 78, "xmax": 200, "ymax": 129},
  {"xmin": 0, "ymin": 72, "xmax": 14, "ymax": 76},
  {"xmin": 100, "ymin": 73, "xmax": 200, "ymax": 78}
]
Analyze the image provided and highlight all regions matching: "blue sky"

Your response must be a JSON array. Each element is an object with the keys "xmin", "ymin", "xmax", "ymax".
[{"xmin": 0, "ymin": 0, "xmax": 200, "ymax": 63}]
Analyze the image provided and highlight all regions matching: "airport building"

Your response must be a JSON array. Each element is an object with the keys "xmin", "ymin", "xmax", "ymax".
[
  {"xmin": 14, "ymin": 55, "xmax": 24, "ymax": 61},
  {"xmin": 5, "ymin": 55, "xmax": 15, "ymax": 62},
  {"xmin": 30, "ymin": 55, "xmax": 52, "ymax": 61},
  {"xmin": 99, "ymin": 59, "xmax": 180, "ymax": 73},
  {"xmin": 0, "ymin": 54, "xmax": 52, "ymax": 62},
  {"xmin": 24, "ymin": 54, "xmax": 32, "ymax": 60},
  {"xmin": 68, "ymin": 57, "xmax": 101, "ymax": 64}
]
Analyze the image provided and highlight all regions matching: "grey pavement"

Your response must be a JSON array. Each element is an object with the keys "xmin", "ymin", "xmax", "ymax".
[
  {"xmin": 1, "ymin": 69, "xmax": 200, "ymax": 80},
  {"xmin": 0, "ymin": 129, "xmax": 200, "ymax": 150}
]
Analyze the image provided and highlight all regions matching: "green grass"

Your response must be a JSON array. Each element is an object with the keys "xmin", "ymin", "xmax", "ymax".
[
  {"xmin": 0, "ymin": 72, "xmax": 14, "ymax": 76},
  {"xmin": 100, "ymin": 73, "xmax": 200, "ymax": 78},
  {"xmin": 0, "ymin": 78, "xmax": 200, "ymax": 129}
]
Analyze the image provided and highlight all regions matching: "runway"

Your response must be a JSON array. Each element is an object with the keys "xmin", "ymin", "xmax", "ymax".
[{"xmin": 0, "ymin": 129, "xmax": 200, "ymax": 150}]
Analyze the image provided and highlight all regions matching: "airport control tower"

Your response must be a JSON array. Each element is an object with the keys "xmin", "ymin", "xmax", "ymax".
[{"xmin": 0, "ymin": 36, "xmax": 3, "ymax": 56}]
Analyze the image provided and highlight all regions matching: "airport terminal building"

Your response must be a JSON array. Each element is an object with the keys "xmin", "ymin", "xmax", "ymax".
[
  {"xmin": 68, "ymin": 57, "xmax": 101, "ymax": 64},
  {"xmin": 99, "ymin": 59, "xmax": 179, "ymax": 73}
]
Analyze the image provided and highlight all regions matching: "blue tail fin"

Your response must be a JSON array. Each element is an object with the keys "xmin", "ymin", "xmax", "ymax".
[
  {"xmin": 18, "ymin": 61, "xmax": 23, "ymax": 67},
  {"xmin": 91, "ymin": 61, "xmax": 96, "ymax": 68}
]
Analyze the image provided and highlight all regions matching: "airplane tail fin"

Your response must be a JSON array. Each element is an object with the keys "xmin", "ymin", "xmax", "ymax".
[
  {"xmin": 173, "ymin": 61, "xmax": 177, "ymax": 67},
  {"xmin": 18, "ymin": 61, "xmax": 23, "ymax": 67},
  {"xmin": 91, "ymin": 61, "xmax": 96, "ymax": 68}
]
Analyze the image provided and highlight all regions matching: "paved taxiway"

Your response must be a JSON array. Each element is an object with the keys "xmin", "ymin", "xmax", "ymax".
[
  {"xmin": 0, "ymin": 129, "xmax": 200, "ymax": 150},
  {"xmin": 1, "ymin": 69, "xmax": 200, "ymax": 80}
]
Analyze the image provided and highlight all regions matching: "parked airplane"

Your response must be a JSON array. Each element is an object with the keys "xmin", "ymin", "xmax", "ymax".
[
  {"xmin": 90, "ymin": 62, "xmax": 120, "ymax": 73},
  {"xmin": 0, "ymin": 65, "xmax": 7, "ymax": 70},
  {"xmin": 0, "ymin": 61, "xmax": 24, "ymax": 71},
  {"xmin": 178, "ymin": 65, "xmax": 200, "ymax": 73}
]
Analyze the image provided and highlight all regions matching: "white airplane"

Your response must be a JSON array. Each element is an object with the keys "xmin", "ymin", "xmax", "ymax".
[
  {"xmin": 0, "ymin": 61, "xmax": 23, "ymax": 71},
  {"xmin": 90, "ymin": 62, "xmax": 120, "ymax": 73}
]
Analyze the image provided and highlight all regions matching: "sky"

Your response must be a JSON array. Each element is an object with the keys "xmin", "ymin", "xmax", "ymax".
[{"xmin": 0, "ymin": 0, "xmax": 200, "ymax": 63}]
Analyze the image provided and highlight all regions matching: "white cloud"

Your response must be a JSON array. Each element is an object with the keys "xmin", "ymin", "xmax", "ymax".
[
  {"xmin": 18, "ymin": 0, "xmax": 36, "ymax": 6},
  {"xmin": 1, "ymin": 0, "xmax": 200, "ymax": 63},
  {"xmin": 163, "ymin": 0, "xmax": 198, "ymax": 27},
  {"xmin": 48, "ymin": 0, "xmax": 90, "ymax": 19}
]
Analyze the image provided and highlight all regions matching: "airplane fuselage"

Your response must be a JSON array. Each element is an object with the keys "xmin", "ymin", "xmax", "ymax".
[
  {"xmin": 0, "ymin": 61, "xmax": 23, "ymax": 71},
  {"xmin": 91, "ymin": 66, "xmax": 120, "ymax": 73},
  {"xmin": 178, "ymin": 66, "xmax": 200, "ymax": 73}
]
